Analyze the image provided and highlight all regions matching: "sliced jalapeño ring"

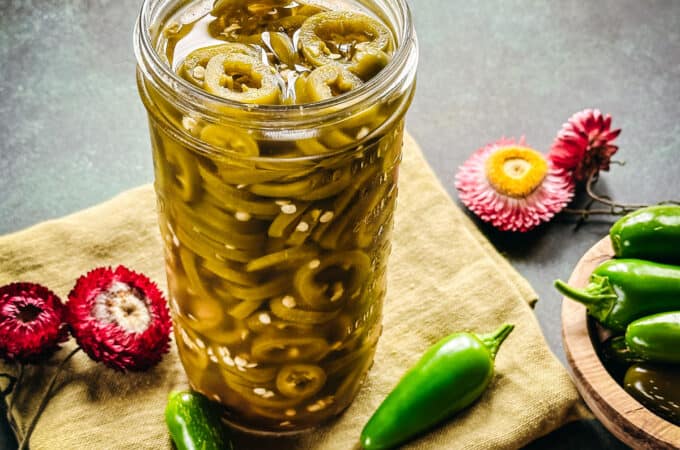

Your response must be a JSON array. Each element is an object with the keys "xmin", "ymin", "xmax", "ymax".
[
  {"xmin": 204, "ymin": 53, "xmax": 281, "ymax": 104},
  {"xmin": 299, "ymin": 11, "xmax": 391, "ymax": 68}
]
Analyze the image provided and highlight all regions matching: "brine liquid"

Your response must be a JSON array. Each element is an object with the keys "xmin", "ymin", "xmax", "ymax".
[{"xmin": 144, "ymin": 0, "xmax": 410, "ymax": 433}]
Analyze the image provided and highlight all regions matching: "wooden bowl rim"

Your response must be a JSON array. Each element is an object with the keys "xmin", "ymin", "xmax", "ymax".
[{"xmin": 561, "ymin": 235, "xmax": 680, "ymax": 449}]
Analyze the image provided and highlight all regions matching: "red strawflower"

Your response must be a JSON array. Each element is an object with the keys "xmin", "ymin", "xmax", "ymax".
[
  {"xmin": 0, "ymin": 283, "xmax": 68, "ymax": 364},
  {"xmin": 549, "ymin": 108, "xmax": 621, "ymax": 181},
  {"xmin": 66, "ymin": 266, "xmax": 171, "ymax": 372}
]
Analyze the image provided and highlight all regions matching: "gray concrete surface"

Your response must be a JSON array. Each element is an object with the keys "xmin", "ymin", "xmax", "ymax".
[{"xmin": 2, "ymin": 0, "xmax": 680, "ymax": 448}]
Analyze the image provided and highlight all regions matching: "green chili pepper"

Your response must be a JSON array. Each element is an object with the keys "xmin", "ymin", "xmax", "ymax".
[
  {"xmin": 604, "ymin": 311, "xmax": 680, "ymax": 364},
  {"xmin": 610, "ymin": 205, "xmax": 680, "ymax": 264},
  {"xmin": 360, "ymin": 324, "xmax": 514, "ymax": 450},
  {"xmin": 165, "ymin": 390, "xmax": 234, "ymax": 450},
  {"xmin": 601, "ymin": 335, "xmax": 641, "ymax": 365},
  {"xmin": 624, "ymin": 364, "xmax": 680, "ymax": 425},
  {"xmin": 554, "ymin": 259, "xmax": 680, "ymax": 333},
  {"xmin": 598, "ymin": 336, "xmax": 636, "ymax": 382}
]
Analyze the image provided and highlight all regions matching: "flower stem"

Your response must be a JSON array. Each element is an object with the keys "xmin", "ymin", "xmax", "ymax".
[
  {"xmin": 563, "ymin": 207, "xmax": 623, "ymax": 216},
  {"xmin": 18, "ymin": 347, "xmax": 81, "ymax": 450},
  {"xmin": 7, "ymin": 365, "xmax": 23, "ymax": 418},
  {"xmin": 565, "ymin": 172, "xmax": 680, "ymax": 220},
  {"xmin": 0, "ymin": 373, "xmax": 17, "ymax": 400},
  {"xmin": 3, "ymin": 366, "xmax": 24, "ymax": 442},
  {"xmin": 584, "ymin": 172, "xmax": 648, "ymax": 214}
]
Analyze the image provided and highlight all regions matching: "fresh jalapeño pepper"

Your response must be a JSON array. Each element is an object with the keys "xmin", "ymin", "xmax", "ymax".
[
  {"xmin": 554, "ymin": 259, "xmax": 680, "ymax": 333},
  {"xmin": 604, "ymin": 311, "xmax": 680, "ymax": 364},
  {"xmin": 601, "ymin": 335, "xmax": 642, "ymax": 365},
  {"xmin": 165, "ymin": 390, "xmax": 234, "ymax": 450},
  {"xmin": 610, "ymin": 205, "xmax": 680, "ymax": 264},
  {"xmin": 360, "ymin": 324, "xmax": 514, "ymax": 450},
  {"xmin": 624, "ymin": 364, "xmax": 680, "ymax": 425}
]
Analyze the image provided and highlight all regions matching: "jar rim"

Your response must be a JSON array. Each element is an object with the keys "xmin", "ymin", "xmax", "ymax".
[{"xmin": 134, "ymin": 0, "xmax": 417, "ymax": 128}]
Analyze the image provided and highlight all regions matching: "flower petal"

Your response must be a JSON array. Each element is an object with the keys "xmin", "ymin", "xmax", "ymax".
[
  {"xmin": 456, "ymin": 139, "xmax": 575, "ymax": 232},
  {"xmin": 66, "ymin": 266, "xmax": 172, "ymax": 372},
  {"xmin": 0, "ymin": 283, "xmax": 68, "ymax": 364},
  {"xmin": 548, "ymin": 109, "xmax": 621, "ymax": 181}
]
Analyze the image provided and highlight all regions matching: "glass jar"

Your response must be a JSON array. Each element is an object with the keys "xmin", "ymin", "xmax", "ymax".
[{"xmin": 134, "ymin": 0, "xmax": 417, "ymax": 434}]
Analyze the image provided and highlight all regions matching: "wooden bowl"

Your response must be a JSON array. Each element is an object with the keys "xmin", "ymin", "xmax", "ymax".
[{"xmin": 561, "ymin": 236, "xmax": 680, "ymax": 449}]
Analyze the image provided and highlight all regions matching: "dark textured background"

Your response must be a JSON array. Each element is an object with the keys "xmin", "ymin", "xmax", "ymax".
[{"xmin": 2, "ymin": 0, "xmax": 679, "ymax": 448}]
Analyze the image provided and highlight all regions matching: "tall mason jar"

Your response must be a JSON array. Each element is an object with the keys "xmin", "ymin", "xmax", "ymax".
[{"xmin": 134, "ymin": 0, "xmax": 417, "ymax": 434}]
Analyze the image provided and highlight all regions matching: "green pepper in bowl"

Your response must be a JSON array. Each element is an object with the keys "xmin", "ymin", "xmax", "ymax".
[
  {"xmin": 555, "ymin": 259, "xmax": 680, "ymax": 333},
  {"xmin": 610, "ymin": 205, "xmax": 680, "ymax": 265},
  {"xmin": 603, "ymin": 311, "xmax": 680, "ymax": 364},
  {"xmin": 624, "ymin": 364, "xmax": 680, "ymax": 425}
]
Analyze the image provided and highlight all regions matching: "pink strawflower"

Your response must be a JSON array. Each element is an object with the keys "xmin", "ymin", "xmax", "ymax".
[
  {"xmin": 66, "ymin": 266, "xmax": 171, "ymax": 372},
  {"xmin": 549, "ymin": 109, "xmax": 621, "ymax": 181},
  {"xmin": 455, "ymin": 138, "xmax": 575, "ymax": 232}
]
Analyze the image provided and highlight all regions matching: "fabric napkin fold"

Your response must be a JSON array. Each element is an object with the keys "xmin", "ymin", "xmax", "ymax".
[{"xmin": 0, "ymin": 133, "xmax": 585, "ymax": 449}]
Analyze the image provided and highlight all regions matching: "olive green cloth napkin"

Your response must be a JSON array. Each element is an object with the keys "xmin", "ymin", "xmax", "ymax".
[{"xmin": 0, "ymin": 133, "xmax": 586, "ymax": 450}]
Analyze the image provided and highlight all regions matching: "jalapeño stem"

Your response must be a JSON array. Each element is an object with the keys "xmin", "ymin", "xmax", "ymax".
[{"xmin": 478, "ymin": 324, "xmax": 515, "ymax": 359}]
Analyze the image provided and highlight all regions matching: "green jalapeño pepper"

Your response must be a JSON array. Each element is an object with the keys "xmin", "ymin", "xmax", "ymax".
[
  {"xmin": 360, "ymin": 324, "xmax": 514, "ymax": 450},
  {"xmin": 601, "ymin": 335, "xmax": 642, "ymax": 365},
  {"xmin": 599, "ymin": 336, "xmax": 636, "ymax": 382},
  {"xmin": 605, "ymin": 311, "xmax": 680, "ymax": 364},
  {"xmin": 165, "ymin": 390, "xmax": 234, "ymax": 450},
  {"xmin": 624, "ymin": 364, "xmax": 680, "ymax": 425},
  {"xmin": 610, "ymin": 205, "xmax": 680, "ymax": 264},
  {"xmin": 554, "ymin": 259, "xmax": 680, "ymax": 333}
]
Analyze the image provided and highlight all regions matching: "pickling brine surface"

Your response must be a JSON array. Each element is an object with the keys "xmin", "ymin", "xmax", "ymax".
[
  {"xmin": 160, "ymin": 0, "xmax": 395, "ymax": 105},
  {"xmin": 139, "ymin": 0, "xmax": 414, "ymax": 433}
]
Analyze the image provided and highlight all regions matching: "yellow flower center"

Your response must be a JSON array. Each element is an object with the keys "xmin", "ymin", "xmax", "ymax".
[{"xmin": 485, "ymin": 146, "xmax": 548, "ymax": 198}]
